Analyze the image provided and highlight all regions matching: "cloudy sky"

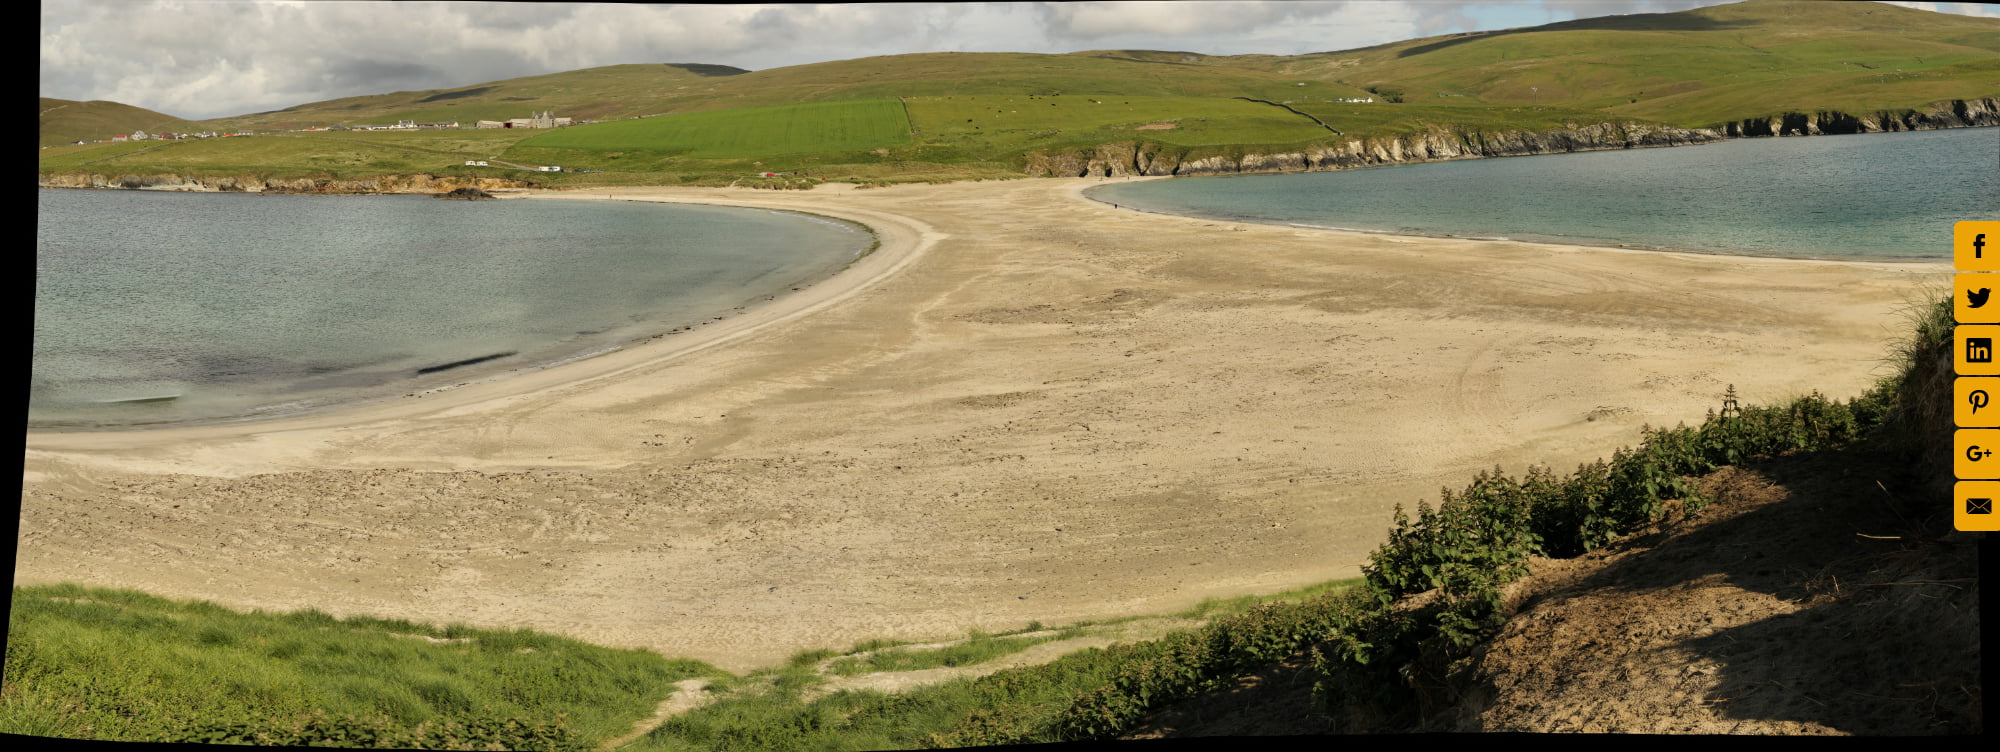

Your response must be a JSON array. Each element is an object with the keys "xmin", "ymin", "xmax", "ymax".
[{"xmin": 39, "ymin": 0, "xmax": 2000, "ymax": 121}]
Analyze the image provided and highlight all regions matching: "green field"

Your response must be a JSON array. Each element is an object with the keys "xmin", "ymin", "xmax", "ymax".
[
  {"xmin": 515, "ymin": 99, "xmax": 911, "ymax": 159},
  {"xmin": 904, "ymin": 94, "xmax": 1333, "ymax": 158},
  {"xmin": 36, "ymin": 130, "xmax": 540, "ymax": 178}
]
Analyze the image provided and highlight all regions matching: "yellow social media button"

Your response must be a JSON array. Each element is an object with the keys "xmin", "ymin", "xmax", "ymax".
[
  {"xmin": 1955, "ymin": 325, "xmax": 2000, "ymax": 376},
  {"xmin": 1955, "ymin": 221, "xmax": 2000, "ymax": 271},
  {"xmin": 1957, "ymin": 377, "xmax": 2000, "ymax": 427},
  {"xmin": 1953, "ymin": 481, "xmax": 2000, "ymax": 532},
  {"xmin": 1956, "ymin": 429, "xmax": 2000, "ymax": 479},
  {"xmin": 1955, "ymin": 273, "xmax": 2000, "ymax": 324}
]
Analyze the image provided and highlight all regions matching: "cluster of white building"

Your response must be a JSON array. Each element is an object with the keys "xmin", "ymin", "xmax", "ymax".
[
  {"xmin": 351, "ymin": 120, "xmax": 460, "ymax": 131},
  {"xmin": 475, "ymin": 111, "xmax": 573, "ymax": 129},
  {"xmin": 89, "ymin": 109, "xmax": 576, "ymax": 143},
  {"xmin": 108, "ymin": 129, "xmax": 231, "ymax": 142}
]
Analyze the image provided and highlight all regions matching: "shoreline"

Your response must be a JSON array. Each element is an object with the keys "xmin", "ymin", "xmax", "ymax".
[
  {"xmin": 32, "ymin": 165, "xmax": 1937, "ymax": 435},
  {"xmin": 1070, "ymin": 175, "xmax": 1951, "ymax": 270},
  {"xmin": 1075, "ymin": 125, "xmax": 1992, "ymax": 266},
  {"xmin": 23, "ymin": 185, "xmax": 937, "ymax": 449},
  {"xmin": 26, "ymin": 198, "xmax": 885, "ymax": 434},
  {"xmin": 20, "ymin": 177, "xmax": 1947, "ymax": 672}
]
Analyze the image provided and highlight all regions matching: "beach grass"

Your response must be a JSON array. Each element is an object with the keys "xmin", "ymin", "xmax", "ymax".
[
  {"xmin": 823, "ymin": 629, "xmax": 1079, "ymax": 678},
  {"xmin": 1, "ymin": 583, "xmax": 721, "ymax": 747},
  {"xmin": 1, "ymin": 573, "xmax": 1363, "ymax": 750}
]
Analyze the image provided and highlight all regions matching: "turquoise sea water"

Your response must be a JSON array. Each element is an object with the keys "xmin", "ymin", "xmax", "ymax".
[
  {"xmin": 32, "ymin": 191, "xmax": 872, "ymax": 427},
  {"xmin": 1088, "ymin": 127, "xmax": 1998, "ymax": 260}
]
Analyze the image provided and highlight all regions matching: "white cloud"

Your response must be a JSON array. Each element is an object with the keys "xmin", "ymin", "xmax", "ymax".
[
  {"xmin": 1885, "ymin": 1, "xmax": 2000, "ymax": 19},
  {"xmin": 1033, "ymin": 1, "xmax": 1340, "ymax": 39}
]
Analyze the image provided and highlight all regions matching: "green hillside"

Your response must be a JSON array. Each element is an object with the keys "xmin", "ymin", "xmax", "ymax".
[
  {"xmin": 38, "ymin": 0, "xmax": 2000, "ymax": 185},
  {"xmin": 211, "ymin": 63, "xmax": 749, "ymax": 132},
  {"xmin": 1249, "ymin": 0, "xmax": 2000, "ymax": 127},
  {"xmin": 39, "ymin": 98, "xmax": 210, "ymax": 148},
  {"xmin": 518, "ymin": 99, "xmax": 912, "ymax": 158},
  {"xmin": 204, "ymin": 53, "xmax": 1373, "ymax": 134}
]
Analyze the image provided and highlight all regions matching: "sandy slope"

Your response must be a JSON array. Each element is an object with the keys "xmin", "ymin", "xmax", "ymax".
[{"xmin": 18, "ymin": 177, "xmax": 1946, "ymax": 673}]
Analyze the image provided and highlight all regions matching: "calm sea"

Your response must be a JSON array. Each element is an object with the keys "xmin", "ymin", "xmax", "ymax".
[
  {"xmin": 32, "ymin": 190, "xmax": 872, "ymax": 428},
  {"xmin": 1088, "ymin": 127, "xmax": 1998, "ymax": 260}
]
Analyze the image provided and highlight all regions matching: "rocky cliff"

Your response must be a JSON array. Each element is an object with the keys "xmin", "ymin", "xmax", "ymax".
[
  {"xmin": 37, "ymin": 172, "xmax": 533, "ymax": 194},
  {"xmin": 1025, "ymin": 97, "xmax": 1999, "ymax": 178},
  {"xmin": 1720, "ymin": 96, "xmax": 2000, "ymax": 136}
]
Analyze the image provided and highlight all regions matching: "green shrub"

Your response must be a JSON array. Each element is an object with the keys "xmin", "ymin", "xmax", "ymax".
[
  {"xmin": 172, "ymin": 710, "xmax": 584, "ymax": 751},
  {"xmin": 1038, "ymin": 590, "xmax": 1358, "ymax": 741},
  {"xmin": 1313, "ymin": 378, "xmax": 1897, "ymax": 726}
]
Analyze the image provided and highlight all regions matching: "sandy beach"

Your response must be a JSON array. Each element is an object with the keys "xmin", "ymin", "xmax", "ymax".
[{"xmin": 18, "ymin": 177, "xmax": 1947, "ymax": 672}]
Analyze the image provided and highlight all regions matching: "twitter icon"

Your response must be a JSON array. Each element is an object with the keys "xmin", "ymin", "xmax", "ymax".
[{"xmin": 1959, "ymin": 273, "xmax": 2000, "ymax": 324}]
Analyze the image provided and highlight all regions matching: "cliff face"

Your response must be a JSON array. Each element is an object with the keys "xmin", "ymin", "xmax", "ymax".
[
  {"xmin": 37, "ymin": 173, "xmax": 533, "ymax": 194},
  {"xmin": 1025, "ymin": 97, "xmax": 2000, "ymax": 178},
  {"xmin": 1723, "ymin": 97, "xmax": 2000, "ymax": 136},
  {"xmin": 1025, "ymin": 121, "xmax": 1728, "ymax": 178}
]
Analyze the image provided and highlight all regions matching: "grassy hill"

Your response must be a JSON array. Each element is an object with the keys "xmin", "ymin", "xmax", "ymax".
[
  {"xmin": 1249, "ymin": 0, "xmax": 2000, "ymax": 127},
  {"xmin": 205, "ymin": 53, "xmax": 1371, "ymax": 134},
  {"xmin": 210, "ymin": 63, "xmax": 751, "ymax": 132},
  {"xmin": 38, "ymin": 0, "xmax": 2000, "ymax": 185},
  {"xmin": 38, "ymin": 98, "xmax": 210, "ymax": 148}
]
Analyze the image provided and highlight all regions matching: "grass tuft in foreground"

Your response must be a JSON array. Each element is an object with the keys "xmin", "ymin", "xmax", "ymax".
[{"xmin": 1, "ymin": 584, "xmax": 723, "ymax": 749}]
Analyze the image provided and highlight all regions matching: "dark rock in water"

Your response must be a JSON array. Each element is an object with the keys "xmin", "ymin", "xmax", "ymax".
[
  {"xmin": 434, "ymin": 186, "xmax": 496, "ymax": 200},
  {"xmin": 416, "ymin": 351, "xmax": 517, "ymax": 374}
]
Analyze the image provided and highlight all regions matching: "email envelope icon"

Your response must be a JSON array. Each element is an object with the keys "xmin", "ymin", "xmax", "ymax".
[{"xmin": 1969, "ymin": 497, "xmax": 1994, "ymax": 514}]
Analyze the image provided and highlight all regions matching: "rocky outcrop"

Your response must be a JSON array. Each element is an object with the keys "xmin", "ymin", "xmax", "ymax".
[
  {"xmin": 433, "ymin": 186, "xmax": 497, "ymax": 200},
  {"xmin": 1027, "ymin": 97, "xmax": 1998, "ymax": 178},
  {"xmin": 1027, "ymin": 120, "xmax": 1726, "ymax": 178},
  {"xmin": 37, "ymin": 172, "xmax": 533, "ymax": 194},
  {"xmin": 1722, "ymin": 97, "xmax": 2000, "ymax": 136}
]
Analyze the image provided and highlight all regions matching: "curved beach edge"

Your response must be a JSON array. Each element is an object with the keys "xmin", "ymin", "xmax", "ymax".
[{"xmin": 23, "ymin": 184, "xmax": 939, "ymax": 453}]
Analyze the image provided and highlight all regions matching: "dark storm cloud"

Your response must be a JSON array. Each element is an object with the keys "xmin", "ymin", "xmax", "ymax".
[{"xmin": 322, "ymin": 60, "xmax": 447, "ymax": 94}]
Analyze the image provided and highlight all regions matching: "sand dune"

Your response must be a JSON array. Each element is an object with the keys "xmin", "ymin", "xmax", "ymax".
[{"xmin": 19, "ymin": 178, "xmax": 1945, "ymax": 672}]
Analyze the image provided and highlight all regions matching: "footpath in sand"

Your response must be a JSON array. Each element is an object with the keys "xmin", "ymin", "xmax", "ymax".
[{"xmin": 19, "ymin": 178, "xmax": 1946, "ymax": 674}]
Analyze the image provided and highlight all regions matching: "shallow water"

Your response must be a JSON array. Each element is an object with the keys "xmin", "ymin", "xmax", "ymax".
[
  {"xmin": 1088, "ymin": 127, "xmax": 1999, "ymax": 260},
  {"xmin": 32, "ymin": 190, "xmax": 872, "ymax": 427}
]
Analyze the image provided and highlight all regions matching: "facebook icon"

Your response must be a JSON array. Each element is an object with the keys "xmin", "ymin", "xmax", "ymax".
[{"xmin": 1978, "ymin": 233, "xmax": 1989, "ymax": 259}]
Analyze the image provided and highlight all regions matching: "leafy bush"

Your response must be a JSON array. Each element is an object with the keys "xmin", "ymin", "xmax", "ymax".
[
  {"xmin": 1037, "ymin": 591, "xmax": 1355, "ymax": 740},
  {"xmin": 1313, "ymin": 381, "xmax": 1893, "ymax": 726}
]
